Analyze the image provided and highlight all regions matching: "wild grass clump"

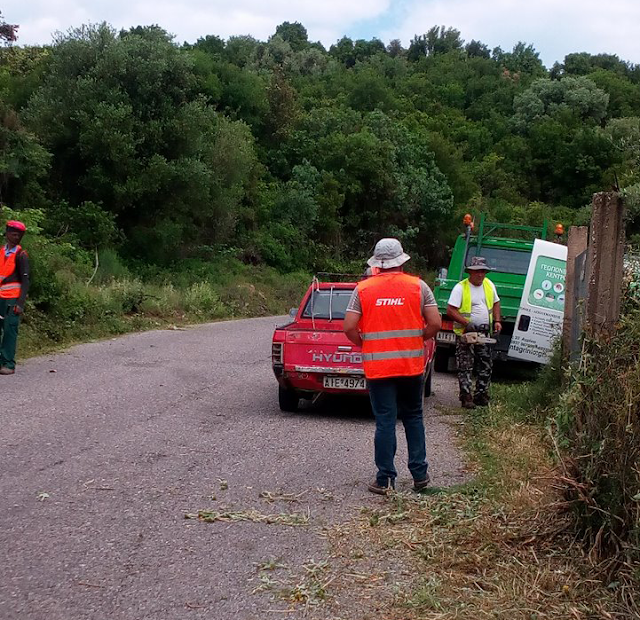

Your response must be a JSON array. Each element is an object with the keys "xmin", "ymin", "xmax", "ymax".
[
  {"xmin": 554, "ymin": 305, "xmax": 640, "ymax": 566},
  {"xmin": 183, "ymin": 282, "xmax": 227, "ymax": 317}
]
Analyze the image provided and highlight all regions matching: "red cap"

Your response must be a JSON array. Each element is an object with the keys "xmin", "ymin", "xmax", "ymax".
[{"xmin": 6, "ymin": 220, "xmax": 26, "ymax": 232}]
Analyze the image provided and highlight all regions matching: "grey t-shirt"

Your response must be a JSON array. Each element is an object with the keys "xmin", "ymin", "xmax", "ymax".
[{"xmin": 346, "ymin": 279, "xmax": 437, "ymax": 315}]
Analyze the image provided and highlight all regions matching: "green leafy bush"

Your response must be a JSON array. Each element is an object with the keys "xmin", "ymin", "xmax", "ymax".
[{"xmin": 184, "ymin": 282, "xmax": 226, "ymax": 317}]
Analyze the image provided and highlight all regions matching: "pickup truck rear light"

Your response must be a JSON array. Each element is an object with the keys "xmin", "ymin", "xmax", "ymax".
[{"xmin": 272, "ymin": 342, "xmax": 283, "ymax": 364}]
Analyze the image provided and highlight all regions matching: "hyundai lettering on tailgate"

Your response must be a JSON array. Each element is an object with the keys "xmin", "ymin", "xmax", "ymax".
[{"xmin": 311, "ymin": 351, "xmax": 363, "ymax": 364}]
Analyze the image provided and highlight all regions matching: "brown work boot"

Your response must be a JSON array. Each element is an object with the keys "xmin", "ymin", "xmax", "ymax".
[
  {"xmin": 368, "ymin": 480, "xmax": 394, "ymax": 495},
  {"xmin": 474, "ymin": 393, "xmax": 490, "ymax": 407},
  {"xmin": 0, "ymin": 367, "xmax": 15, "ymax": 375},
  {"xmin": 460, "ymin": 394, "xmax": 475, "ymax": 409},
  {"xmin": 413, "ymin": 473, "xmax": 431, "ymax": 493}
]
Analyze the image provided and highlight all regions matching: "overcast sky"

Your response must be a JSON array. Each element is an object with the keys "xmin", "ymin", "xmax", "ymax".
[{"xmin": 5, "ymin": 0, "xmax": 640, "ymax": 67}]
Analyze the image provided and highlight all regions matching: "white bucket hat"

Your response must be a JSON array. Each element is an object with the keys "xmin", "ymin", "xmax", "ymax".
[{"xmin": 367, "ymin": 238, "xmax": 411, "ymax": 269}]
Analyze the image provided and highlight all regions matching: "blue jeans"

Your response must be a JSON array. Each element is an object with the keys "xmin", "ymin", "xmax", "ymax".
[{"xmin": 367, "ymin": 374, "xmax": 428, "ymax": 487}]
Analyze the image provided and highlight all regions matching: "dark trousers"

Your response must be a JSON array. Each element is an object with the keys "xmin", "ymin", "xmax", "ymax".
[
  {"xmin": 367, "ymin": 374, "xmax": 429, "ymax": 488},
  {"xmin": 0, "ymin": 299, "xmax": 20, "ymax": 370}
]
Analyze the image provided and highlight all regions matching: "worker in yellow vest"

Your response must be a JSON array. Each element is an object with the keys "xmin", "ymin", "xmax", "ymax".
[
  {"xmin": 446, "ymin": 256, "xmax": 502, "ymax": 409},
  {"xmin": 0, "ymin": 220, "xmax": 29, "ymax": 375}
]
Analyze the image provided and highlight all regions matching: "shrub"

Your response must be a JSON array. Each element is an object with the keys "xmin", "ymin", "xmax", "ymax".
[
  {"xmin": 184, "ymin": 282, "xmax": 226, "ymax": 317},
  {"xmin": 555, "ymin": 307, "xmax": 640, "ymax": 561},
  {"xmin": 95, "ymin": 248, "xmax": 131, "ymax": 283}
]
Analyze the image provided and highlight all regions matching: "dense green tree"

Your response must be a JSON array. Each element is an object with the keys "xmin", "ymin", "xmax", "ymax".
[
  {"xmin": 214, "ymin": 61, "xmax": 268, "ymax": 130},
  {"xmin": 465, "ymin": 40, "xmax": 490, "ymax": 59},
  {"xmin": 189, "ymin": 49, "xmax": 223, "ymax": 102},
  {"xmin": 513, "ymin": 76, "xmax": 609, "ymax": 131},
  {"xmin": 586, "ymin": 69, "xmax": 640, "ymax": 118},
  {"xmin": 24, "ymin": 24, "xmax": 258, "ymax": 261},
  {"xmin": 224, "ymin": 35, "xmax": 259, "ymax": 67},
  {"xmin": 493, "ymin": 42, "xmax": 546, "ymax": 79},
  {"xmin": 408, "ymin": 26, "xmax": 463, "ymax": 61},
  {"xmin": 190, "ymin": 34, "xmax": 224, "ymax": 56},
  {"xmin": 329, "ymin": 36, "xmax": 357, "ymax": 67},
  {"xmin": 562, "ymin": 52, "xmax": 633, "ymax": 77},
  {"xmin": 348, "ymin": 67, "xmax": 397, "ymax": 111},
  {"xmin": 0, "ymin": 105, "xmax": 50, "ymax": 208},
  {"xmin": 2, "ymin": 18, "xmax": 636, "ymax": 271},
  {"xmin": 387, "ymin": 39, "xmax": 405, "ymax": 58},
  {"xmin": 273, "ymin": 22, "xmax": 308, "ymax": 52},
  {"xmin": 264, "ymin": 68, "xmax": 299, "ymax": 145}
]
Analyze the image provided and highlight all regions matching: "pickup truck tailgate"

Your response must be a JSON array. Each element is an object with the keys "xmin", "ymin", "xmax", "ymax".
[{"xmin": 284, "ymin": 329, "xmax": 363, "ymax": 374}]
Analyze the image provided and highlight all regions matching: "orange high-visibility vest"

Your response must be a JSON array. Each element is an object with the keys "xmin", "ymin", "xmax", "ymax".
[
  {"xmin": 357, "ymin": 272, "xmax": 425, "ymax": 380},
  {"xmin": 0, "ymin": 245, "xmax": 24, "ymax": 299}
]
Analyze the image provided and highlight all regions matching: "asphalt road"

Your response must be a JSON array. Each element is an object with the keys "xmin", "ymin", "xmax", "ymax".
[{"xmin": 0, "ymin": 317, "xmax": 466, "ymax": 620}]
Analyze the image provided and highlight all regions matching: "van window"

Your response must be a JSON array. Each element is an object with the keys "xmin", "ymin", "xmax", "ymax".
[
  {"xmin": 466, "ymin": 248, "xmax": 531, "ymax": 275},
  {"xmin": 302, "ymin": 288, "xmax": 355, "ymax": 320}
]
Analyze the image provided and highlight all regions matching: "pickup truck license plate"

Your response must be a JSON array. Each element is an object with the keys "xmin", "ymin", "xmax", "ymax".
[
  {"xmin": 436, "ymin": 331, "xmax": 457, "ymax": 344},
  {"xmin": 323, "ymin": 376, "xmax": 367, "ymax": 390}
]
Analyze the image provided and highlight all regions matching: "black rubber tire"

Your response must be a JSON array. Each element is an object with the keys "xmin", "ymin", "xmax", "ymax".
[
  {"xmin": 434, "ymin": 346, "xmax": 450, "ymax": 373},
  {"xmin": 424, "ymin": 365, "xmax": 433, "ymax": 397},
  {"xmin": 278, "ymin": 386, "xmax": 299, "ymax": 412}
]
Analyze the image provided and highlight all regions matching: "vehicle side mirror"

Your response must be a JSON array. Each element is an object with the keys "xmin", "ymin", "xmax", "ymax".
[
  {"xmin": 437, "ymin": 267, "xmax": 448, "ymax": 280},
  {"xmin": 289, "ymin": 307, "xmax": 298, "ymax": 318}
]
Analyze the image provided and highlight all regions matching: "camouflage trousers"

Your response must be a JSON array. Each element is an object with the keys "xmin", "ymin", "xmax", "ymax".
[{"xmin": 456, "ymin": 339, "xmax": 494, "ymax": 400}]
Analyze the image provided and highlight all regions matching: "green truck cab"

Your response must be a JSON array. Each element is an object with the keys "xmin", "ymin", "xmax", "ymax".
[{"xmin": 432, "ymin": 216, "xmax": 549, "ymax": 372}]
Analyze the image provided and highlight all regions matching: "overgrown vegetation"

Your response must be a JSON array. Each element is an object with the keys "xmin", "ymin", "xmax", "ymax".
[
  {"xmin": 495, "ymin": 275, "xmax": 640, "ymax": 575},
  {"xmin": 12, "ymin": 205, "xmax": 309, "ymax": 356},
  {"xmin": 311, "ymin": 399, "xmax": 634, "ymax": 618},
  {"xmin": 2, "ymin": 18, "xmax": 640, "ymax": 271},
  {"xmin": 1, "ymin": 14, "xmax": 639, "ymax": 350},
  {"xmin": 554, "ymin": 312, "xmax": 640, "ymax": 567}
]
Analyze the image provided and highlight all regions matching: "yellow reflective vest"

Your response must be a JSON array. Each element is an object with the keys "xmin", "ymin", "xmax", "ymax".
[{"xmin": 453, "ymin": 278, "xmax": 495, "ymax": 335}]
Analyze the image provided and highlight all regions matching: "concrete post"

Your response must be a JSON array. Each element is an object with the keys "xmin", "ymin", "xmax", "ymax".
[{"xmin": 585, "ymin": 192, "xmax": 626, "ymax": 335}]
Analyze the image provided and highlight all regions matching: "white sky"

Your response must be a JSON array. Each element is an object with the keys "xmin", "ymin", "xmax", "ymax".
[{"xmin": 5, "ymin": 0, "xmax": 640, "ymax": 67}]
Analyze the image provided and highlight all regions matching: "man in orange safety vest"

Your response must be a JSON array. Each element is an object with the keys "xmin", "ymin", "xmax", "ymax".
[
  {"xmin": 344, "ymin": 238, "xmax": 441, "ymax": 495},
  {"xmin": 0, "ymin": 220, "xmax": 30, "ymax": 375}
]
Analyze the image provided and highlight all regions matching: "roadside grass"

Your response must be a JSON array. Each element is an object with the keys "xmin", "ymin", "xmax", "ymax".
[
  {"xmin": 316, "ymin": 378, "xmax": 638, "ymax": 619},
  {"xmin": 18, "ymin": 263, "xmax": 311, "ymax": 358}
]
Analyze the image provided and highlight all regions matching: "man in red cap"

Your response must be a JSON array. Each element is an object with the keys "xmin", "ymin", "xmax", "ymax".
[{"xmin": 0, "ymin": 220, "xmax": 29, "ymax": 374}]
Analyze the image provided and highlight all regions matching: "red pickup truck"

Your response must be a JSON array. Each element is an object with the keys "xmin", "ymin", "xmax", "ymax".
[{"xmin": 272, "ymin": 277, "xmax": 436, "ymax": 412}]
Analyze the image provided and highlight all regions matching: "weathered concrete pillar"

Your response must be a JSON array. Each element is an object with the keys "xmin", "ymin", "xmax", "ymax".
[{"xmin": 585, "ymin": 192, "xmax": 626, "ymax": 335}]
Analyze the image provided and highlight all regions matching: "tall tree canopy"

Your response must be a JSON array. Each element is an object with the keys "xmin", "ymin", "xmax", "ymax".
[{"xmin": 0, "ymin": 19, "xmax": 637, "ymax": 269}]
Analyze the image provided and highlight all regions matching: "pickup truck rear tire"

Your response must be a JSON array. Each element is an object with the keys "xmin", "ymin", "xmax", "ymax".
[
  {"xmin": 434, "ymin": 346, "xmax": 450, "ymax": 373},
  {"xmin": 278, "ymin": 386, "xmax": 299, "ymax": 412}
]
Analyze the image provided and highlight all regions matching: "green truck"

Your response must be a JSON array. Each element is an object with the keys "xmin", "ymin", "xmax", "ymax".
[{"xmin": 432, "ymin": 215, "xmax": 550, "ymax": 372}]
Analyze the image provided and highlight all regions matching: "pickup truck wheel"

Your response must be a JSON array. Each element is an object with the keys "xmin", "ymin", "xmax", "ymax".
[
  {"xmin": 278, "ymin": 386, "xmax": 299, "ymax": 412},
  {"xmin": 424, "ymin": 365, "xmax": 433, "ymax": 397},
  {"xmin": 434, "ymin": 346, "xmax": 450, "ymax": 373}
]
